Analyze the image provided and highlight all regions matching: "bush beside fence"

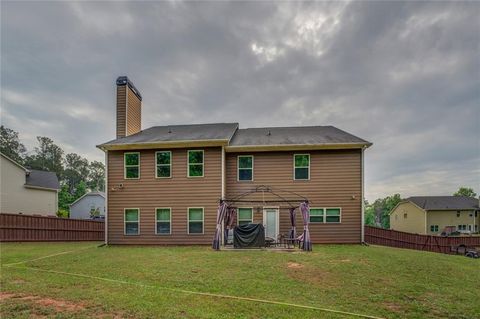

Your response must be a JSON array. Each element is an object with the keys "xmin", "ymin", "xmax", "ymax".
[
  {"xmin": 0, "ymin": 213, "xmax": 104, "ymax": 242},
  {"xmin": 365, "ymin": 226, "xmax": 480, "ymax": 254}
]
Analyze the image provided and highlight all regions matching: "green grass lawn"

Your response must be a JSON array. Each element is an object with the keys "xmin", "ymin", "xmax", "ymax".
[{"xmin": 1, "ymin": 242, "xmax": 479, "ymax": 319}]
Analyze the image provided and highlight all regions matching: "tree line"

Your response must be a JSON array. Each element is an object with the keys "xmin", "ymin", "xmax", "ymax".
[
  {"xmin": 365, "ymin": 187, "xmax": 477, "ymax": 229},
  {"xmin": 0, "ymin": 125, "xmax": 105, "ymax": 217}
]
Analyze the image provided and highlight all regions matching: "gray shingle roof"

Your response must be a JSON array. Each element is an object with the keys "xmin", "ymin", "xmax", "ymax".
[
  {"xmin": 408, "ymin": 196, "xmax": 479, "ymax": 211},
  {"xmin": 25, "ymin": 169, "xmax": 60, "ymax": 190},
  {"xmin": 99, "ymin": 123, "xmax": 239, "ymax": 146},
  {"xmin": 229, "ymin": 126, "xmax": 371, "ymax": 146}
]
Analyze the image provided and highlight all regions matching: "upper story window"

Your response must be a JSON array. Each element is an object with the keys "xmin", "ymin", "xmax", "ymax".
[
  {"xmin": 124, "ymin": 208, "xmax": 139, "ymax": 235},
  {"xmin": 124, "ymin": 152, "xmax": 140, "ymax": 179},
  {"xmin": 294, "ymin": 154, "xmax": 310, "ymax": 180},
  {"xmin": 238, "ymin": 155, "xmax": 253, "ymax": 181},
  {"xmin": 188, "ymin": 150, "xmax": 204, "ymax": 177},
  {"xmin": 156, "ymin": 151, "xmax": 171, "ymax": 178},
  {"xmin": 238, "ymin": 208, "xmax": 253, "ymax": 225}
]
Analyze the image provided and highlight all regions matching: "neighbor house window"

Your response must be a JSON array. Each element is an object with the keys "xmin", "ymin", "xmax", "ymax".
[
  {"xmin": 309, "ymin": 208, "xmax": 341, "ymax": 223},
  {"xmin": 458, "ymin": 225, "xmax": 467, "ymax": 231},
  {"xmin": 124, "ymin": 152, "xmax": 140, "ymax": 179},
  {"xmin": 404, "ymin": 213, "xmax": 408, "ymax": 219},
  {"xmin": 188, "ymin": 150, "xmax": 204, "ymax": 177},
  {"xmin": 310, "ymin": 208, "xmax": 325, "ymax": 223},
  {"xmin": 430, "ymin": 225, "xmax": 439, "ymax": 232},
  {"xmin": 294, "ymin": 154, "xmax": 310, "ymax": 180},
  {"xmin": 188, "ymin": 208, "xmax": 204, "ymax": 234},
  {"xmin": 238, "ymin": 156, "xmax": 253, "ymax": 181},
  {"xmin": 156, "ymin": 208, "xmax": 171, "ymax": 234},
  {"xmin": 156, "ymin": 151, "xmax": 171, "ymax": 178},
  {"xmin": 124, "ymin": 209, "xmax": 139, "ymax": 235},
  {"xmin": 325, "ymin": 208, "xmax": 341, "ymax": 223},
  {"xmin": 238, "ymin": 208, "xmax": 253, "ymax": 225},
  {"xmin": 457, "ymin": 211, "xmax": 461, "ymax": 217}
]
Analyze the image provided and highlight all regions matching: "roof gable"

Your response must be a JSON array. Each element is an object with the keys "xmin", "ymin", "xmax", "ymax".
[{"xmin": 25, "ymin": 169, "xmax": 60, "ymax": 190}]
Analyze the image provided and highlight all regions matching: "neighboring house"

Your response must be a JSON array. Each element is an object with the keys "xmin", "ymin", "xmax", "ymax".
[
  {"xmin": 390, "ymin": 196, "xmax": 480, "ymax": 235},
  {"xmin": 0, "ymin": 153, "xmax": 60, "ymax": 216},
  {"xmin": 97, "ymin": 76, "xmax": 372, "ymax": 245},
  {"xmin": 69, "ymin": 191, "xmax": 105, "ymax": 219}
]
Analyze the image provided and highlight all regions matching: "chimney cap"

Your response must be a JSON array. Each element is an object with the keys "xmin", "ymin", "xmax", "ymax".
[{"xmin": 116, "ymin": 76, "xmax": 142, "ymax": 101}]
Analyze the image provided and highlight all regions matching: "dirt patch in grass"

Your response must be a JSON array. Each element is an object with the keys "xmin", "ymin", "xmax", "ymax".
[
  {"xmin": 382, "ymin": 301, "xmax": 404, "ymax": 313},
  {"xmin": 287, "ymin": 262, "xmax": 304, "ymax": 269},
  {"xmin": 1, "ymin": 292, "xmax": 86, "ymax": 312},
  {"xmin": 284, "ymin": 263, "xmax": 337, "ymax": 287}
]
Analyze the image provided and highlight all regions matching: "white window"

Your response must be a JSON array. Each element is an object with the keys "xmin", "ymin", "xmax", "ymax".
[
  {"xmin": 238, "ymin": 208, "xmax": 253, "ymax": 225},
  {"xmin": 156, "ymin": 151, "xmax": 171, "ymax": 178},
  {"xmin": 238, "ymin": 156, "xmax": 253, "ymax": 181},
  {"xmin": 309, "ymin": 208, "xmax": 341, "ymax": 223},
  {"xmin": 188, "ymin": 150, "xmax": 204, "ymax": 177},
  {"xmin": 188, "ymin": 208, "xmax": 204, "ymax": 234},
  {"xmin": 124, "ymin": 152, "xmax": 140, "ymax": 179},
  {"xmin": 156, "ymin": 208, "xmax": 171, "ymax": 234},
  {"xmin": 294, "ymin": 154, "xmax": 310, "ymax": 180},
  {"xmin": 430, "ymin": 225, "xmax": 439, "ymax": 232},
  {"xmin": 124, "ymin": 208, "xmax": 139, "ymax": 235}
]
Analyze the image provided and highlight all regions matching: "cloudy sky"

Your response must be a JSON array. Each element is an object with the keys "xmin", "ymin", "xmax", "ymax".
[{"xmin": 1, "ymin": 1, "xmax": 479, "ymax": 200}]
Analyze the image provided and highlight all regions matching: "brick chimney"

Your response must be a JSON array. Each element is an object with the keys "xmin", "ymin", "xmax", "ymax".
[{"xmin": 116, "ymin": 76, "xmax": 142, "ymax": 139}]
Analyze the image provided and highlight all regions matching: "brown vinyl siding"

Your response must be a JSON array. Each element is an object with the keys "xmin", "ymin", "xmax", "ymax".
[
  {"xmin": 107, "ymin": 147, "xmax": 222, "ymax": 244},
  {"xmin": 126, "ymin": 86, "xmax": 141, "ymax": 136},
  {"xmin": 116, "ymin": 85, "xmax": 127, "ymax": 139},
  {"xmin": 226, "ymin": 150, "xmax": 362, "ymax": 243}
]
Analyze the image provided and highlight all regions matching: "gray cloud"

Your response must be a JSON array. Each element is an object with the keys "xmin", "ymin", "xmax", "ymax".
[{"xmin": 2, "ymin": 1, "xmax": 479, "ymax": 200}]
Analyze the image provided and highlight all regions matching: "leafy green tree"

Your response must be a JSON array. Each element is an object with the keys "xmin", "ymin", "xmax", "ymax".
[
  {"xmin": 454, "ymin": 187, "xmax": 477, "ymax": 198},
  {"xmin": 24, "ymin": 136, "xmax": 64, "ymax": 176},
  {"xmin": 364, "ymin": 200, "xmax": 376, "ymax": 226},
  {"xmin": 64, "ymin": 153, "xmax": 89, "ymax": 194},
  {"xmin": 58, "ymin": 184, "xmax": 74, "ymax": 211},
  {"xmin": 0, "ymin": 125, "xmax": 26, "ymax": 164},
  {"xmin": 87, "ymin": 161, "xmax": 105, "ymax": 191},
  {"xmin": 365, "ymin": 194, "xmax": 402, "ymax": 228},
  {"xmin": 74, "ymin": 180, "xmax": 87, "ymax": 201}
]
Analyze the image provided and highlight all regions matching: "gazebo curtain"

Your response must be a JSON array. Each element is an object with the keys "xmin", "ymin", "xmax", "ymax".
[
  {"xmin": 300, "ymin": 201, "xmax": 312, "ymax": 251},
  {"xmin": 223, "ymin": 207, "xmax": 237, "ymax": 245},
  {"xmin": 289, "ymin": 207, "xmax": 296, "ymax": 240},
  {"xmin": 212, "ymin": 201, "xmax": 228, "ymax": 250}
]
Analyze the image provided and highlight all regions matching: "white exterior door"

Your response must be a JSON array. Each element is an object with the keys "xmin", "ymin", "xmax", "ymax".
[{"xmin": 263, "ymin": 208, "xmax": 279, "ymax": 239}]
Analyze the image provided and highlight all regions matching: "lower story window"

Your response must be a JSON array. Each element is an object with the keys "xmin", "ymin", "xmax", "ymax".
[
  {"xmin": 188, "ymin": 208, "xmax": 204, "ymax": 234},
  {"xmin": 124, "ymin": 209, "xmax": 139, "ymax": 235},
  {"xmin": 309, "ymin": 208, "xmax": 341, "ymax": 223},
  {"xmin": 430, "ymin": 225, "xmax": 439, "ymax": 232},
  {"xmin": 458, "ymin": 225, "xmax": 467, "ymax": 231},
  {"xmin": 238, "ymin": 208, "xmax": 253, "ymax": 225},
  {"xmin": 156, "ymin": 208, "xmax": 171, "ymax": 234}
]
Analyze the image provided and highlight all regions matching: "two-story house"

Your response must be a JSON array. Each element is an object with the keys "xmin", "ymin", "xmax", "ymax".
[{"xmin": 97, "ymin": 76, "xmax": 372, "ymax": 246}]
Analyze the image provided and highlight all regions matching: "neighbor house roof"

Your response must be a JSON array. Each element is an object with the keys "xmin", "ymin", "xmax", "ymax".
[
  {"xmin": 98, "ymin": 123, "xmax": 371, "ymax": 151},
  {"xmin": 408, "ymin": 196, "xmax": 479, "ymax": 211},
  {"xmin": 228, "ymin": 126, "xmax": 371, "ymax": 148},
  {"xmin": 98, "ymin": 123, "xmax": 239, "ymax": 150},
  {"xmin": 69, "ymin": 191, "xmax": 105, "ymax": 207},
  {"xmin": 1, "ymin": 153, "xmax": 60, "ymax": 191},
  {"xmin": 25, "ymin": 169, "xmax": 60, "ymax": 190}
]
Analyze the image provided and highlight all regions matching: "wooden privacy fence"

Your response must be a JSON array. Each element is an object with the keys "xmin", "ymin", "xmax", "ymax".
[
  {"xmin": 0, "ymin": 213, "xmax": 104, "ymax": 242},
  {"xmin": 365, "ymin": 226, "xmax": 480, "ymax": 254}
]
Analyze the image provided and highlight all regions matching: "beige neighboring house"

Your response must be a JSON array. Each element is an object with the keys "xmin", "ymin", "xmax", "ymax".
[
  {"xmin": 390, "ymin": 196, "xmax": 480, "ymax": 235},
  {"xmin": 0, "ymin": 153, "xmax": 60, "ymax": 216}
]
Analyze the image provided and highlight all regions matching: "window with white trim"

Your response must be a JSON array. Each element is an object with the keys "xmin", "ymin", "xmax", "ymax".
[
  {"xmin": 156, "ymin": 208, "xmax": 171, "ymax": 234},
  {"xmin": 156, "ymin": 151, "xmax": 171, "ymax": 178},
  {"xmin": 309, "ymin": 208, "xmax": 341, "ymax": 223},
  {"xmin": 294, "ymin": 154, "xmax": 310, "ymax": 180},
  {"xmin": 124, "ymin": 152, "xmax": 140, "ymax": 179},
  {"xmin": 124, "ymin": 209, "xmax": 139, "ymax": 235},
  {"xmin": 430, "ymin": 225, "xmax": 439, "ymax": 232},
  {"xmin": 238, "ymin": 156, "xmax": 253, "ymax": 181},
  {"xmin": 188, "ymin": 208, "xmax": 204, "ymax": 234},
  {"xmin": 238, "ymin": 208, "xmax": 253, "ymax": 225},
  {"xmin": 188, "ymin": 150, "xmax": 204, "ymax": 177}
]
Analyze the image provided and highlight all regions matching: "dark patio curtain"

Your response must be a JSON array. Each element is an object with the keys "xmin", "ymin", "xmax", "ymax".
[
  {"xmin": 289, "ymin": 207, "xmax": 297, "ymax": 239},
  {"xmin": 223, "ymin": 207, "xmax": 237, "ymax": 244},
  {"xmin": 212, "ymin": 201, "xmax": 228, "ymax": 250},
  {"xmin": 300, "ymin": 201, "xmax": 312, "ymax": 251}
]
